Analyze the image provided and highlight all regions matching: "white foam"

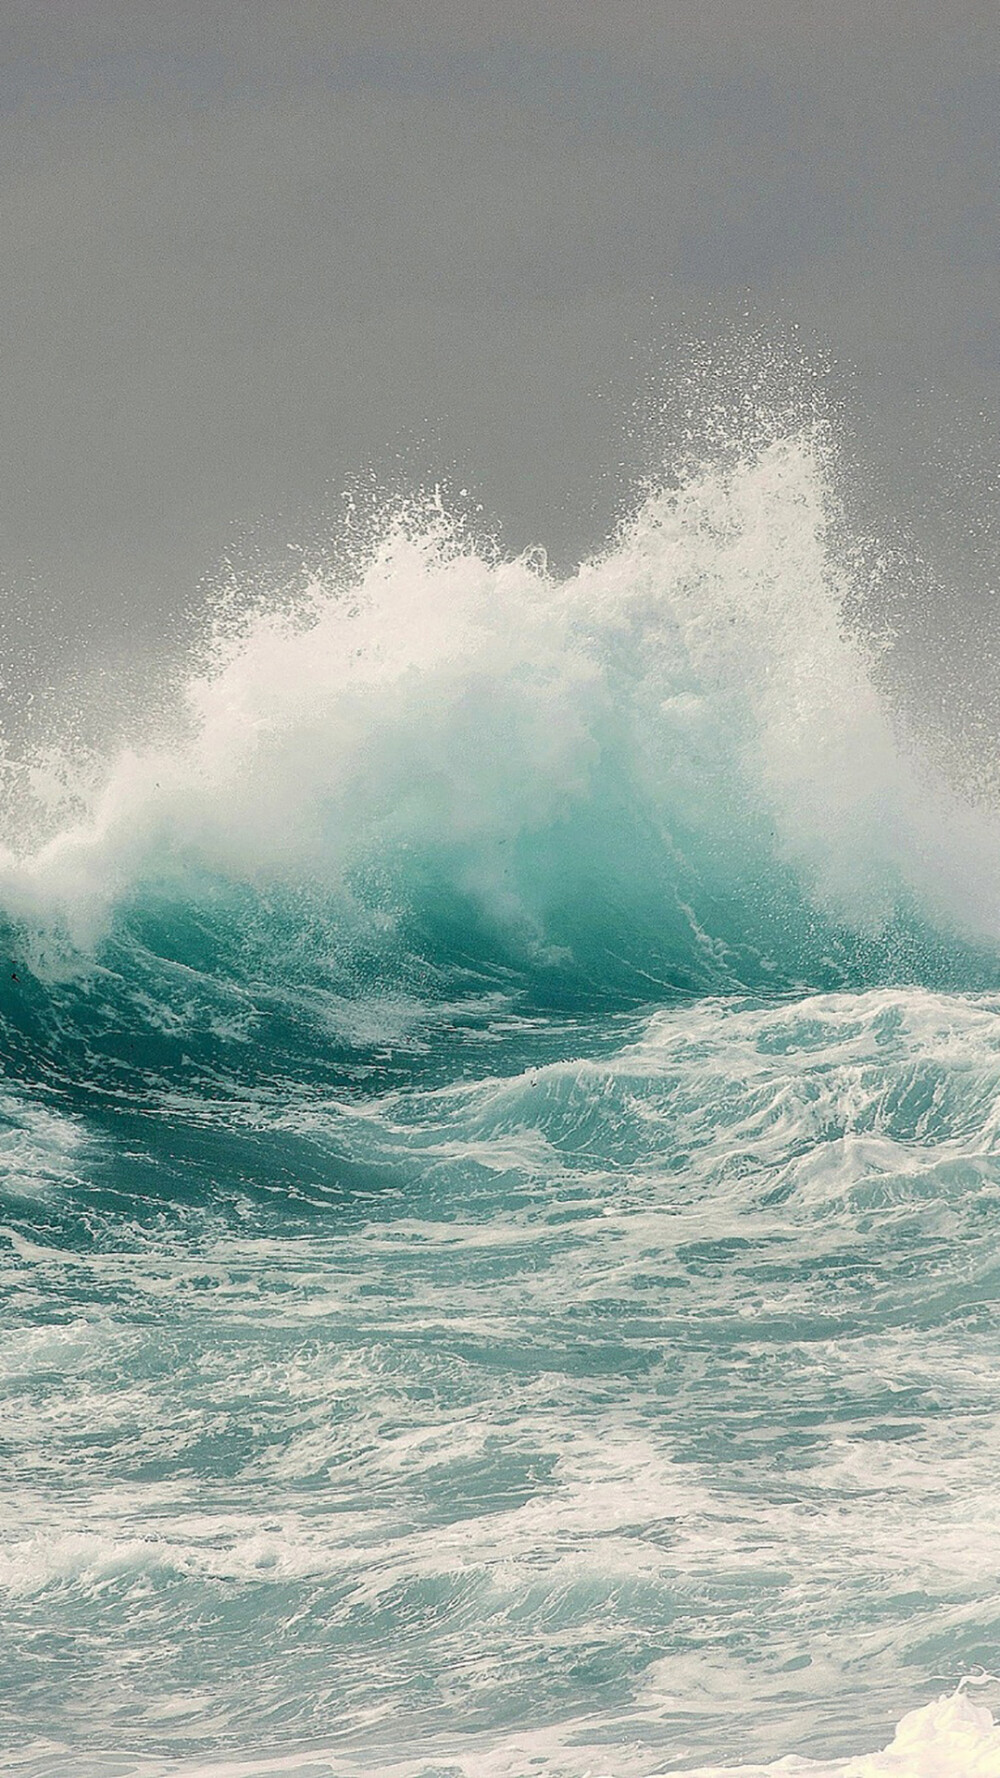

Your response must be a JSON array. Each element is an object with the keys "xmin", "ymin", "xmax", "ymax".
[
  {"xmin": 1, "ymin": 435, "xmax": 997, "ymax": 956},
  {"xmin": 668, "ymin": 1685, "xmax": 1000, "ymax": 1777},
  {"xmin": 6, "ymin": 1689, "xmax": 1000, "ymax": 1778}
]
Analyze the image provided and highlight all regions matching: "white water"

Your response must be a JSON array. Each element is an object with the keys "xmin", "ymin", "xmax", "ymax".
[
  {"xmin": 1, "ymin": 434, "xmax": 997, "ymax": 958},
  {"xmin": 9, "ymin": 1689, "xmax": 1000, "ymax": 1777}
]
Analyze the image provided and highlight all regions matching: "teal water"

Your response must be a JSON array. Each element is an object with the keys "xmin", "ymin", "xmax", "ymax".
[{"xmin": 3, "ymin": 438, "xmax": 1000, "ymax": 1775}]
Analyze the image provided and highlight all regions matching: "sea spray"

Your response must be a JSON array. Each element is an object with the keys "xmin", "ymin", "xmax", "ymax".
[{"xmin": 3, "ymin": 435, "xmax": 1000, "ymax": 1041}]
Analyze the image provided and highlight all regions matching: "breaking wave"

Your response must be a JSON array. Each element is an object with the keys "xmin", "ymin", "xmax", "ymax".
[
  {"xmin": 4, "ymin": 427, "xmax": 1000, "ymax": 1776},
  {"xmin": 1, "ymin": 432, "xmax": 1000, "ymax": 1097}
]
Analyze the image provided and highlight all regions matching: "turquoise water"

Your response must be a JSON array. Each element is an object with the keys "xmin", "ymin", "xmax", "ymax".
[{"xmin": 3, "ymin": 438, "xmax": 1000, "ymax": 1775}]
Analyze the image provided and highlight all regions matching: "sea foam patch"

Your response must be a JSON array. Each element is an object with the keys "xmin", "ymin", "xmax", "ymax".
[{"xmin": 671, "ymin": 1685, "xmax": 1000, "ymax": 1777}]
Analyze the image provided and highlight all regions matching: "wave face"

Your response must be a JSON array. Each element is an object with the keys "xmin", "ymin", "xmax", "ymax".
[{"xmin": 4, "ymin": 434, "xmax": 1000, "ymax": 1775}]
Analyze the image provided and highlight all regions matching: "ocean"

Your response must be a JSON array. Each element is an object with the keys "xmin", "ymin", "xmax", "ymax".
[{"xmin": 3, "ymin": 433, "xmax": 1000, "ymax": 1776}]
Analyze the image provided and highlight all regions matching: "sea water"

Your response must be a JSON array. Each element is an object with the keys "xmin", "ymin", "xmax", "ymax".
[{"xmin": 3, "ymin": 435, "xmax": 1000, "ymax": 1775}]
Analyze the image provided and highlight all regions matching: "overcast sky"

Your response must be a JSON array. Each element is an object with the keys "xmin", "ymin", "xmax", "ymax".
[{"xmin": 2, "ymin": 1, "xmax": 999, "ymax": 715}]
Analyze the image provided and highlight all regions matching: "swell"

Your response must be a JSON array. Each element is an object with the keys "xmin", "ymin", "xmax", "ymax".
[{"xmin": 1, "ymin": 432, "xmax": 999, "ymax": 1099}]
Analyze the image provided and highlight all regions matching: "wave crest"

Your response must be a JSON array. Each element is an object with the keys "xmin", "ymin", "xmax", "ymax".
[{"xmin": 2, "ymin": 433, "xmax": 998, "ymax": 1033}]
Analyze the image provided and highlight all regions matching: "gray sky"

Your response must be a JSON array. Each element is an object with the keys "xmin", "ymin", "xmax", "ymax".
[{"xmin": 1, "ymin": 1, "xmax": 999, "ymax": 720}]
